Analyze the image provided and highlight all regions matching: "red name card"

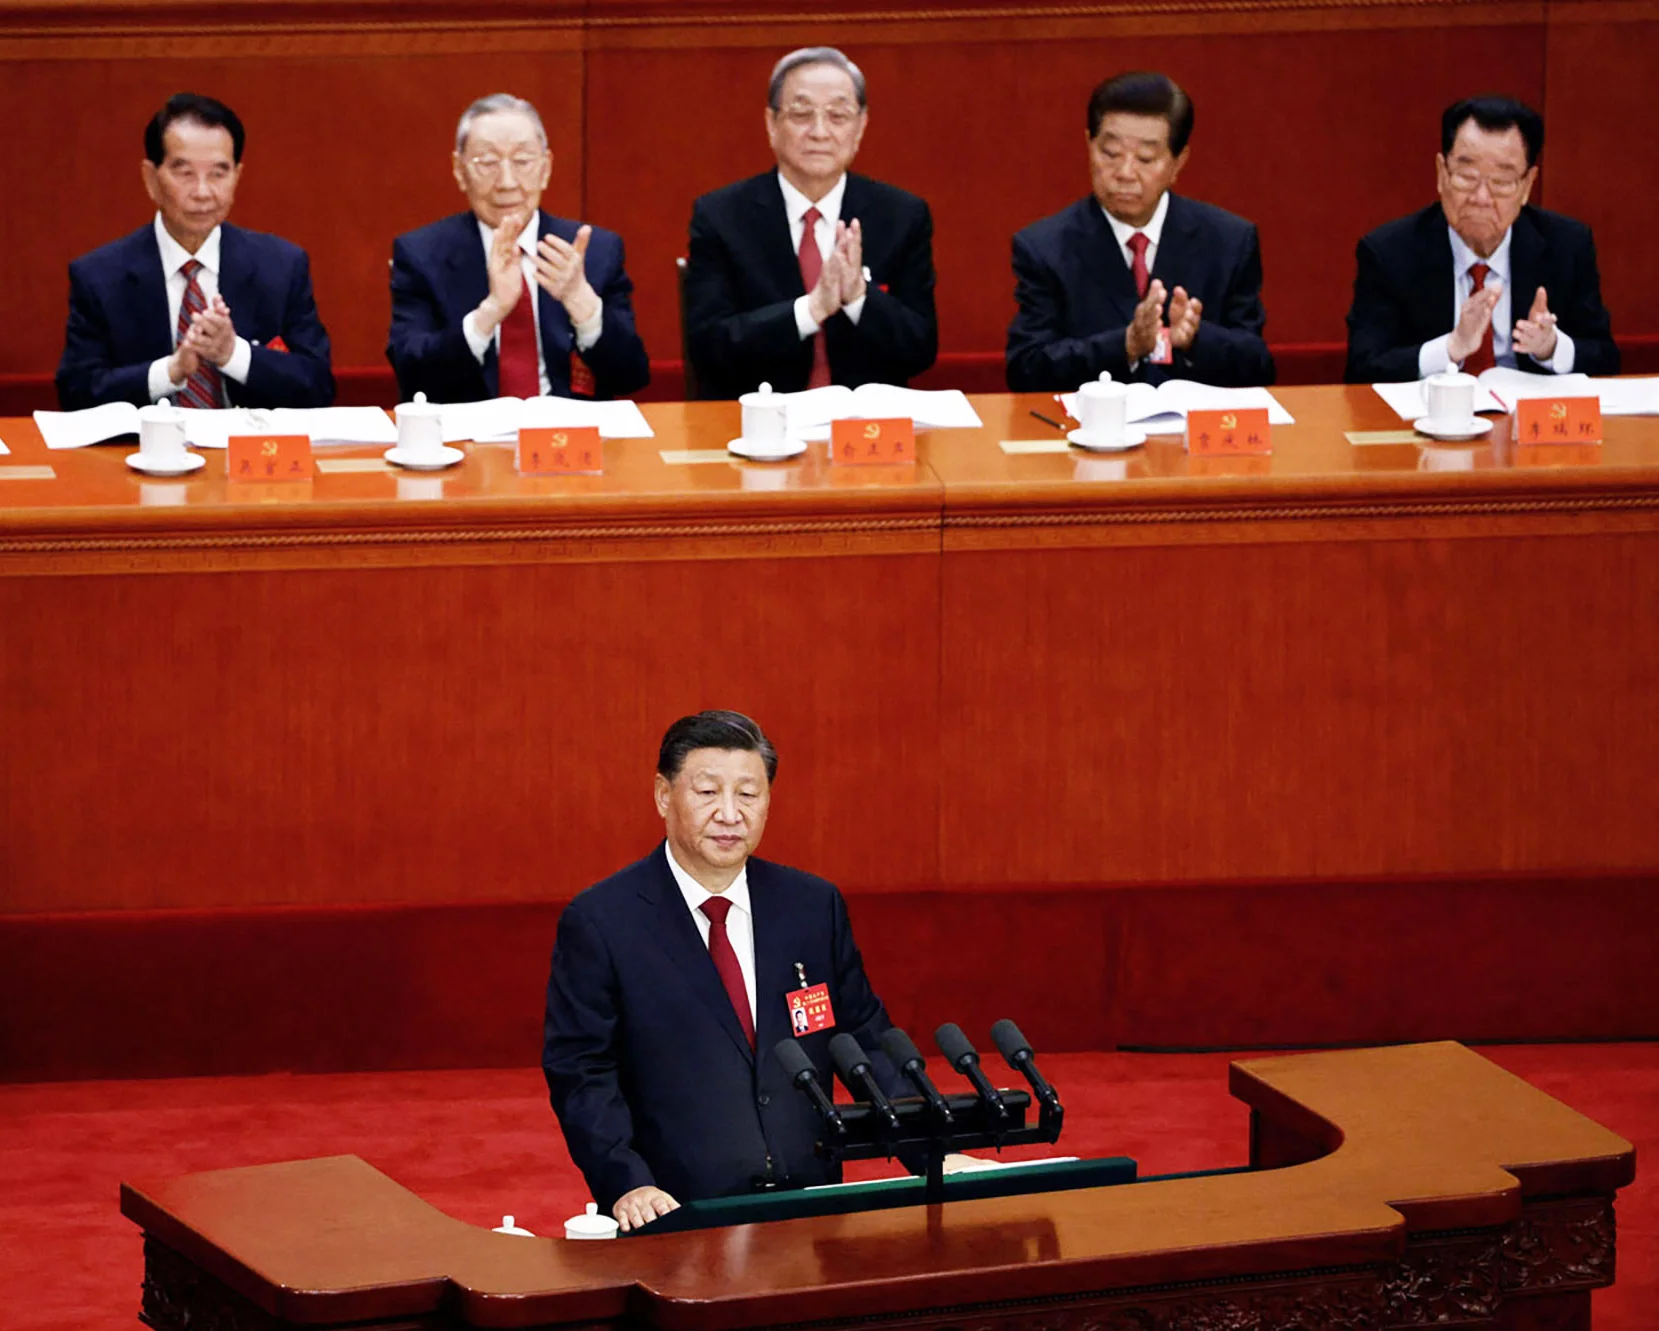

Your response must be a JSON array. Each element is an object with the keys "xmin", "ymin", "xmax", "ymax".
[
  {"xmin": 831, "ymin": 417, "xmax": 914, "ymax": 465},
  {"xmin": 1515, "ymin": 396, "xmax": 1602, "ymax": 446},
  {"xmin": 228, "ymin": 435, "xmax": 313, "ymax": 481},
  {"xmin": 1186, "ymin": 408, "xmax": 1272, "ymax": 456},
  {"xmin": 518, "ymin": 426, "xmax": 603, "ymax": 475}
]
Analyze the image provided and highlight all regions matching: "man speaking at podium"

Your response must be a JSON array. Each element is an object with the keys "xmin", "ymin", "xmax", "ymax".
[{"xmin": 543, "ymin": 710, "xmax": 910, "ymax": 1231}]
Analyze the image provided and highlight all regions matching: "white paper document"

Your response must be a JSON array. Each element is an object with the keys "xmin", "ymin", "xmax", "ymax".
[
  {"xmin": 778, "ymin": 385, "xmax": 983, "ymax": 440},
  {"xmin": 32, "ymin": 404, "xmax": 398, "ymax": 450},
  {"xmin": 1584, "ymin": 377, "xmax": 1659, "ymax": 416},
  {"xmin": 1060, "ymin": 381, "xmax": 1294, "ymax": 430},
  {"xmin": 0, "ymin": 434, "xmax": 10, "ymax": 456},
  {"xmin": 437, "ymin": 396, "xmax": 654, "ymax": 444},
  {"xmin": 1372, "ymin": 369, "xmax": 1659, "ymax": 420}
]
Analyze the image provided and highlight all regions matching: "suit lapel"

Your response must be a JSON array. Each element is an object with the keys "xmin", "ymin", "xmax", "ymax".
[
  {"xmin": 1074, "ymin": 200, "xmax": 1139, "ymax": 327},
  {"xmin": 1150, "ymin": 195, "xmax": 1199, "ymax": 301},
  {"xmin": 747, "ymin": 861, "xmax": 798, "ymax": 1062},
  {"xmin": 217, "ymin": 225, "xmax": 255, "ymax": 333},
  {"xmin": 637, "ymin": 849, "xmax": 756, "ymax": 1062},
  {"xmin": 536, "ymin": 210, "xmax": 571, "ymax": 381},
  {"xmin": 754, "ymin": 173, "xmax": 805, "ymax": 298},
  {"xmin": 442, "ymin": 214, "xmax": 494, "ymax": 392},
  {"xmin": 1416, "ymin": 205, "xmax": 1457, "ymax": 339},
  {"xmin": 1509, "ymin": 207, "xmax": 1546, "ymax": 318},
  {"xmin": 127, "ymin": 228, "xmax": 174, "ymax": 357}
]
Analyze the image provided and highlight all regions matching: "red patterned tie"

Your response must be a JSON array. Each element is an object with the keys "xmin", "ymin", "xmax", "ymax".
[
  {"xmin": 497, "ymin": 264, "xmax": 540, "ymax": 399},
  {"xmin": 176, "ymin": 259, "xmax": 223, "ymax": 410},
  {"xmin": 1464, "ymin": 262, "xmax": 1496, "ymax": 375},
  {"xmin": 797, "ymin": 205, "xmax": 832, "ymax": 389},
  {"xmin": 1127, "ymin": 232, "xmax": 1151, "ymax": 299},
  {"xmin": 700, "ymin": 896, "xmax": 755, "ymax": 1049}
]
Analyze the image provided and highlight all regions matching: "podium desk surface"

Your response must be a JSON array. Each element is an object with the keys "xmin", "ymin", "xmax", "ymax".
[{"xmin": 121, "ymin": 1042, "xmax": 1634, "ymax": 1331}]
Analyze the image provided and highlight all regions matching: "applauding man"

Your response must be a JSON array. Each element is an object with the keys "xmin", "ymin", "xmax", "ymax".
[
  {"xmin": 1007, "ymin": 71, "xmax": 1273, "ymax": 392},
  {"xmin": 56, "ymin": 93, "xmax": 333, "ymax": 411},
  {"xmin": 387, "ymin": 94, "xmax": 649, "ymax": 403},
  {"xmin": 684, "ymin": 47, "xmax": 937, "ymax": 399},
  {"xmin": 1345, "ymin": 95, "xmax": 1617, "ymax": 382}
]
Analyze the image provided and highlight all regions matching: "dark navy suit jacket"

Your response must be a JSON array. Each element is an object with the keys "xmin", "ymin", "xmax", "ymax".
[
  {"xmin": 387, "ymin": 210, "xmax": 649, "ymax": 403},
  {"xmin": 543, "ymin": 845, "xmax": 906, "ymax": 1212},
  {"xmin": 1006, "ymin": 194, "xmax": 1274, "ymax": 391},
  {"xmin": 1344, "ymin": 202, "xmax": 1619, "ymax": 383},
  {"xmin": 56, "ymin": 222, "xmax": 334, "ymax": 410},
  {"xmin": 684, "ymin": 171, "xmax": 938, "ymax": 399}
]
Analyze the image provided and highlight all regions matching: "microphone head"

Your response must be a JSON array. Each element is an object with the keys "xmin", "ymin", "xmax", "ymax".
[
  {"xmin": 772, "ymin": 1037, "xmax": 817, "ymax": 1085},
  {"xmin": 991, "ymin": 1018, "xmax": 1033, "ymax": 1065},
  {"xmin": 934, "ymin": 1022, "xmax": 978, "ymax": 1070},
  {"xmin": 879, "ymin": 1026, "xmax": 924, "ymax": 1070},
  {"xmin": 828, "ymin": 1032, "xmax": 871, "ymax": 1088}
]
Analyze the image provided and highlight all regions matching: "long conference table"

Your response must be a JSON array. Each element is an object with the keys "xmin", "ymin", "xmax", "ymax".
[
  {"xmin": 2, "ymin": 388, "xmax": 1658, "ymax": 1060},
  {"xmin": 119, "ymin": 1042, "xmax": 1636, "ymax": 1330}
]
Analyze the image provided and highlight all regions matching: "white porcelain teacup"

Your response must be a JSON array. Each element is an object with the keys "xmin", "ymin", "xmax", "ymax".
[
  {"xmin": 395, "ymin": 392, "xmax": 445, "ymax": 458},
  {"xmin": 1076, "ymin": 376, "xmax": 1128, "ymax": 443},
  {"xmin": 738, "ymin": 382, "xmax": 787, "ymax": 447},
  {"xmin": 137, "ymin": 404, "xmax": 188, "ymax": 461},
  {"xmin": 1423, "ymin": 372, "xmax": 1477, "ymax": 427}
]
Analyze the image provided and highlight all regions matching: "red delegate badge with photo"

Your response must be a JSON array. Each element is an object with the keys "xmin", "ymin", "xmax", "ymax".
[{"xmin": 786, "ymin": 984, "xmax": 834, "ymax": 1037}]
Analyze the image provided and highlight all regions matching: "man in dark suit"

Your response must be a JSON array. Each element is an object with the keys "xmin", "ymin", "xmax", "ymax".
[
  {"xmin": 684, "ymin": 47, "xmax": 937, "ymax": 399},
  {"xmin": 1345, "ymin": 95, "xmax": 1618, "ymax": 383},
  {"xmin": 544, "ymin": 710, "xmax": 911, "ymax": 1231},
  {"xmin": 387, "ymin": 94, "xmax": 649, "ymax": 404},
  {"xmin": 1007, "ymin": 72, "xmax": 1272, "ymax": 393},
  {"xmin": 56, "ymin": 93, "xmax": 333, "ymax": 411}
]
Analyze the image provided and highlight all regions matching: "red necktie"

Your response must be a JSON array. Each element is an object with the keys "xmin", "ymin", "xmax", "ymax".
[
  {"xmin": 176, "ymin": 259, "xmax": 223, "ymax": 410},
  {"xmin": 1465, "ymin": 262, "xmax": 1496, "ymax": 375},
  {"xmin": 1126, "ymin": 232, "xmax": 1151, "ymax": 299},
  {"xmin": 497, "ymin": 263, "xmax": 540, "ymax": 399},
  {"xmin": 700, "ymin": 896, "xmax": 755, "ymax": 1049},
  {"xmin": 797, "ymin": 205, "xmax": 832, "ymax": 389}
]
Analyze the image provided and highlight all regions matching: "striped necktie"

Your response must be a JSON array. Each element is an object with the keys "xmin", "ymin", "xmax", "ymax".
[{"xmin": 176, "ymin": 259, "xmax": 224, "ymax": 410}]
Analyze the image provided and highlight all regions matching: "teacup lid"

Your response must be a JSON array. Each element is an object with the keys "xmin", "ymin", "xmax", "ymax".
[
  {"xmin": 739, "ymin": 381, "xmax": 778, "ymax": 405},
  {"xmin": 492, "ymin": 1214, "xmax": 536, "ymax": 1236},
  {"xmin": 397, "ymin": 391, "xmax": 441, "ymax": 420},
  {"xmin": 564, "ymin": 1201, "xmax": 620, "ymax": 1239}
]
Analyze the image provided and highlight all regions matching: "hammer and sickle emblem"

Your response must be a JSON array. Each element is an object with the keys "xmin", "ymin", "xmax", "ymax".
[
  {"xmin": 1220, "ymin": 413, "xmax": 1237, "ymax": 431},
  {"xmin": 261, "ymin": 439, "xmax": 279, "ymax": 456},
  {"xmin": 1549, "ymin": 402, "xmax": 1568, "ymax": 421},
  {"xmin": 863, "ymin": 422, "xmax": 881, "ymax": 440}
]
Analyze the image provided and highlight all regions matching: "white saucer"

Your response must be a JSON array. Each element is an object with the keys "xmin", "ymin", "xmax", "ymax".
[
  {"xmin": 1067, "ymin": 427, "xmax": 1147, "ymax": 453},
  {"xmin": 384, "ymin": 445, "xmax": 464, "ymax": 471},
  {"xmin": 1413, "ymin": 416, "xmax": 1493, "ymax": 442},
  {"xmin": 125, "ymin": 451, "xmax": 206, "ymax": 477},
  {"xmin": 727, "ymin": 437, "xmax": 807, "ymax": 461}
]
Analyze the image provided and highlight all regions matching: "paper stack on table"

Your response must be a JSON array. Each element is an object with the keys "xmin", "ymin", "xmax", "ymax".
[
  {"xmin": 1058, "ymin": 381, "xmax": 1294, "ymax": 431},
  {"xmin": 437, "ymin": 396, "xmax": 654, "ymax": 443},
  {"xmin": 1368, "ymin": 368, "xmax": 1627, "ymax": 420},
  {"xmin": 33, "ymin": 404, "xmax": 398, "ymax": 450},
  {"xmin": 777, "ymin": 385, "xmax": 983, "ymax": 440}
]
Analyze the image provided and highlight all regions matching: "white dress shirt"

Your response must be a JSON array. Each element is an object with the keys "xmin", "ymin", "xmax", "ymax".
[
  {"xmin": 461, "ymin": 213, "xmax": 604, "ymax": 397},
  {"xmin": 779, "ymin": 171, "xmax": 866, "ymax": 338},
  {"xmin": 146, "ymin": 214, "xmax": 253, "ymax": 404},
  {"xmin": 664, "ymin": 841, "xmax": 757, "ymax": 1027},
  {"xmin": 1418, "ymin": 225, "xmax": 1574, "ymax": 377},
  {"xmin": 1101, "ymin": 189, "xmax": 1171, "ymax": 280}
]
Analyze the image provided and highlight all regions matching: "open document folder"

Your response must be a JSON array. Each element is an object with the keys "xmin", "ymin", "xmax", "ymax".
[
  {"xmin": 1371, "ymin": 368, "xmax": 1659, "ymax": 420},
  {"xmin": 33, "ymin": 404, "xmax": 398, "ymax": 450},
  {"xmin": 1058, "ymin": 381, "xmax": 1295, "ymax": 432}
]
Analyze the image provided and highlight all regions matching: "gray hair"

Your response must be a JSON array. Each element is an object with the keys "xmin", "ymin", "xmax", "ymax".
[
  {"xmin": 454, "ymin": 94, "xmax": 547, "ymax": 154},
  {"xmin": 767, "ymin": 47, "xmax": 867, "ymax": 110}
]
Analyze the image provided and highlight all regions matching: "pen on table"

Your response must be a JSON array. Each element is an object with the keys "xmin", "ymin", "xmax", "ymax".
[{"xmin": 1029, "ymin": 410, "xmax": 1066, "ymax": 432}]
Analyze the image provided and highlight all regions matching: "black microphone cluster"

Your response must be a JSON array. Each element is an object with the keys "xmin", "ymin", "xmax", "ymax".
[{"xmin": 773, "ymin": 1017, "xmax": 1063, "ymax": 1201}]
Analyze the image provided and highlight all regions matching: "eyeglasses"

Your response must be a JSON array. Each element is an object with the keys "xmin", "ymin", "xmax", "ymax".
[
  {"xmin": 1446, "ymin": 168, "xmax": 1527, "ymax": 199},
  {"xmin": 775, "ymin": 102, "xmax": 861, "ymax": 131},
  {"xmin": 465, "ymin": 152, "xmax": 545, "ymax": 180}
]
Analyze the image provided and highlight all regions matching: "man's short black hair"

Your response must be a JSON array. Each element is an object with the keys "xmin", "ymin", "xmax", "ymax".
[
  {"xmin": 145, "ymin": 93, "xmax": 246, "ymax": 166},
  {"xmin": 658, "ymin": 711, "xmax": 778, "ymax": 783},
  {"xmin": 1087, "ymin": 71, "xmax": 1193, "ymax": 155},
  {"xmin": 1441, "ymin": 95, "xmax": 1544, "ymax": 168}
]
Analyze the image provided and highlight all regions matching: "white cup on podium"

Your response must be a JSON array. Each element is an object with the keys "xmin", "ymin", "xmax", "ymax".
[
  {"xmin": 1423, "ymin": 372, "xmax": 1477, "ymax": 429},
  {"xmin": 137, "ymin": 404, "xmax": 189, "ymax": 464},
  {"xmin": 394, "ymin": 392, "xmax": 445, "ymax": 461},
  {"xmin": 1075, "ymin": 376, "xmax": 1129, "ymax": 446},
  {"xmin": 738, "ymin": 382, "xmax": 787, "ymax": 447},
  {"xmin": 563, "ymin": 1203, "xmax": 619, "ymax": 1240}
]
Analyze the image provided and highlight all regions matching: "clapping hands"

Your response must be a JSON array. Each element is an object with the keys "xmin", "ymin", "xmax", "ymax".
[{"xmin": 806, "ymin": 218, "xmax": 868, "ymax": 325}]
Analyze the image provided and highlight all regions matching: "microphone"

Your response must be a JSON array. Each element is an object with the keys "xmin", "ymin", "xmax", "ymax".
[
  {"xmin": 991, "ymin": 1018, "xmax": 1062, "ymax": 1118},
  {"xmin": 879, "ymin": 1027, "xmax": 955, "ymax": 1125},
  {"xmin": 772, "ymin": 1039, "xmax": 844, "ymax": 1137},
  {"xmin": 829, "ymin": 1033, "xmax": 902, "ymax": 1133},
  {"xmin": 935, "ymin": 1023, "xmax": 1009, "ymax": 1122}
]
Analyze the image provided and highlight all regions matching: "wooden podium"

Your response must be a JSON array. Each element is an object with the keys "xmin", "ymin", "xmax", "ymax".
[{"xmin": 120, "ymin": 1043, "xmax": 1634, "ymax": 1330}]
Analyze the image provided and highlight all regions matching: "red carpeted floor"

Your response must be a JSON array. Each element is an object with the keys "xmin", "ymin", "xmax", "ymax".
[{"xmin": 0, "ymin": 1043, "xmax": 1651, "ymax": 1330}]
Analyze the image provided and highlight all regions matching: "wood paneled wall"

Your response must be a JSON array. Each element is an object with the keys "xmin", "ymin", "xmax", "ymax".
[{"xmin": 2, "ymin": 0, "xmax": 1656, "ymax": 408}]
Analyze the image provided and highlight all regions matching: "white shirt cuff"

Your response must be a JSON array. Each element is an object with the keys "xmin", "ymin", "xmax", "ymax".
[
  {"xmin": 1543, "ymin": 329, "xmax": 1576, "ymax": 374},
  {"xmin": 462, "ymin": 310, "xmax": 493, "ymax": 363},
  {"xmin": 573, "ymin": 299, "xmax": 603, "ymax": 352},
  {"xmin": 148, "ymin": 357, "xmax": 179, "ymax": 403},
  {"xmin": 1419, "ymin": 335, "xmax": 1455, "ymax": 378},
  {"xmin": 842, "ymin": 293, "xmax": 866, "ymax": 325},
  {"xmin": 221, "ymin": 337, "xmax": 252, "ymax": 385},
  {"xmin": 794, "ymin": 295, "xmax": 821, "ymax": 339}
]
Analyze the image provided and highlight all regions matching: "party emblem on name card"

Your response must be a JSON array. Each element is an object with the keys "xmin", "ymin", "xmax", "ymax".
[
  {"xmin": 830, "ymin": 417, "xmax": 914, "ymax": 465},
  {"xmin": 228, "ymin": 434, "xmax": 313, "ymax": 481},
  {"xmin": 518, "ymin": 426, "xmax": 603, "ymax": 475},
  {"xmin": 1516, "ymin": 396, "xmax": 1602, "ymax": 446},
  {"xmin": 1187, "ymin": 408, "xmax": 1272, "ymax": 456},
  {"xmin": 786, "ymin": 983, "xmax": 835, "ymax": 1036}
]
